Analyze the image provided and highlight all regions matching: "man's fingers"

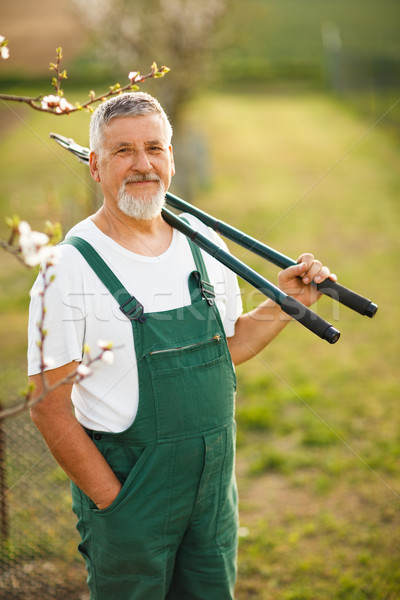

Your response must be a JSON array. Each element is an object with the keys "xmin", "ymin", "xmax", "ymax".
[
  {"xmin": 296, "ymin": 256, "xmax": 332, "ymax": 285},
  {"xmin": 313, "ymin": 265, "xmax": 331, "ymax": 284}
]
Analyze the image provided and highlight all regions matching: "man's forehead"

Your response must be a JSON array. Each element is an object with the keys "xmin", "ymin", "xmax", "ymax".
[{"xmin": 105, "ymin": 113, "xmax": 165, "ymax": 135}]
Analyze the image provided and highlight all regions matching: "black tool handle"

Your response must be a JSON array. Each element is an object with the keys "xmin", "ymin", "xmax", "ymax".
[
  {"xmin": 162, "ymin": 209, "xmax": 340, "ymax": 344},
  {"xmin": 280, "ymin": 296, "xmax": 341, "ymax": 344},
  {"xmin": 164, "ymin": 192, "xmax": 378, "ymax": 319},
  {"xmin": 315, "ymin": 279, "xmax": 378, "ymax": 318}
]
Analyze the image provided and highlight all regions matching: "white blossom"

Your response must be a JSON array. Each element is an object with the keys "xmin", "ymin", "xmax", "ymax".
[
  {"xmin": 57, "ymin": 97, "xmax": 74, "ymax": 113},
  {"xmin": 18, "ymin": 222, "xmax": 61, "ymax": 267},
  {"xmin": 18, "ymin": 221, "xmax": 31, "ymax": 235},
  {"xmin": 0, "ymin": 35, "xmax": 9, "ymax": 60},
  {"xmin": 101, "ymin": 350, "xmax": 114, "ymax": 365},
  {"xmin": 1, "ymin": 45, "xmax": 9, "ymax": 60},
  {"xmin": 77, "ymin": 364, "xmax": 91, "ymax": 377},
  {"xmin": 128, "ymin": 71, "xmax": 140, "ymax": 82},
  {"xmin": 23, "ymin": 246, "xmax": 55, "ymax": 267},
  {"xmin": 44, "ymin": 356, "xmax": 56, "ymax": 368},
  {"xmin": 41, "ymin": 94, "xmax": 73, "ymax": 113},
  {"xmin": 41, "ymin": 94, "xmax": 60, "ymax": 110},
  {"xmin": 27, "ymin": 230, "xmax": 49, "ymax": 247},
  {"xmin": 45, "ymin": 245, "xmax": 62, "ymax": 266},
  {"xmin": 98, "ymin": 339, "xmax": 114, "ymax": 350}
]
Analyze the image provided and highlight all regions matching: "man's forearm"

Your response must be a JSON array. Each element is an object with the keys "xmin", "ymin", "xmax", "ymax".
[
  {"xmin": 30, "ymin": 366, "xmax": 122, "ymax": 510},
  {"xmin": 32, "ymin": 408, "xmax": 122, "ymax": 509}
]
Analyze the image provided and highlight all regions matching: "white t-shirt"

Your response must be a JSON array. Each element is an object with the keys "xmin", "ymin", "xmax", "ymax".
[{"xmin": 27, "ymin": 214, "xmax": 243, "ymax": 432}]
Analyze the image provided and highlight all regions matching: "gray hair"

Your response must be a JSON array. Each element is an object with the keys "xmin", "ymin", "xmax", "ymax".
[{"xmin": 89, "ymin": 92, "xmax": 173, "ymax": 154}]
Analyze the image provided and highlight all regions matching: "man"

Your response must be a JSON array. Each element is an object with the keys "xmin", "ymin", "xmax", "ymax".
[{"xmin": 28, "ymin": 92, "xmax": 334, "ymax": 599}]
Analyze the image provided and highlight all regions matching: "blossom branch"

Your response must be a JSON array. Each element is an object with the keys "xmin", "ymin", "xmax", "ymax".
[
  {"xmin": 1, "ymin": 217, "xmax": 62, "ymax": 266},
  {"xmin": 0, "ymin": 41, "xmax": 170, "ymax": 115},
  {"xmin": 0, "ymin": 217, "xmax": 116, "ymax": 421},
  {"xmin": 0, "ymin": 343, "xmax": 116, "ymax": 420}
]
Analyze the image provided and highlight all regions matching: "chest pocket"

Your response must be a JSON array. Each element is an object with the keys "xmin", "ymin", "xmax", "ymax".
[{"xmin": 146, "ymin": 332, "xmax": 236, "ymax": 441}]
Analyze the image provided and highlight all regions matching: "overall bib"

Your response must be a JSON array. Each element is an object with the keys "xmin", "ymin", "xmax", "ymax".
[{"xmin": 64, "ymin": 235, "xmax": 238, "ymax": 600}]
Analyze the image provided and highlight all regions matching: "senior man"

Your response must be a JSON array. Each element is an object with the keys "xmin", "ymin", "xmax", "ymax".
[{"xmin": 28, "ymin": 92, "xmax": 333, "ymax": 599}]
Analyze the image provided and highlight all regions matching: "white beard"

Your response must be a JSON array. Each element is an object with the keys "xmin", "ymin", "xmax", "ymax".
[{"xmin": 117, "ymin": 177, "xmax": 166, "ymax": 220}]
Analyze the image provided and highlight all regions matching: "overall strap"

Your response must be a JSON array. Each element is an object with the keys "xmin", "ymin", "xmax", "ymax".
[
  {"xmin": 62, "ymin": 236, "xmax": 146, "ymax": 323},
  {"xmin": 181, "ymin": 218, "xmax": 216, "ymax": 307}
]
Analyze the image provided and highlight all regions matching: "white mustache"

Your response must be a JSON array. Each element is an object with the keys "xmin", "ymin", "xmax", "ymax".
[{"xmin": 123, "ymin": 174, "xmax": 161, "ymax": 184}]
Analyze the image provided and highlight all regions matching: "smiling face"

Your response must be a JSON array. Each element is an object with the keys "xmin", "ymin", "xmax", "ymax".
[{"xmin": 89, "ymin": 113, "xmax": 175, "ymax": 220}]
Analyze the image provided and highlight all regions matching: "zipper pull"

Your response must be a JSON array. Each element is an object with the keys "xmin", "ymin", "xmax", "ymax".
[{"xmin": 213, "ymin": 334, "xmax": 221, "ymax": 342}]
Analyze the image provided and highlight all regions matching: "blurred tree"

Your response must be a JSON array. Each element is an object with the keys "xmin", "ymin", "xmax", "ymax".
[{"xmin": 71, "ymin": 0, "xmax": 230, "ymax": 124}]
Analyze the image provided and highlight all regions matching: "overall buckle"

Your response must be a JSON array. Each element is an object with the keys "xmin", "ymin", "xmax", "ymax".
[
  {"xmin": 119, "ymin": 296, "xmax": 146, "ymax": 323},
  {"xmin": 200, "ymin": 280, "xmax": 216, "ymax": 306},
  {"xmin": 193, "ymin": 272, "xmax": 215, "ymax": 306}
]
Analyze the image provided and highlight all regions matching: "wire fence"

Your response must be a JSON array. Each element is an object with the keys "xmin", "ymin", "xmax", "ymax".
[{"xmin": 0, "ymin": 411, "xmax": 88, "ymax": 599}]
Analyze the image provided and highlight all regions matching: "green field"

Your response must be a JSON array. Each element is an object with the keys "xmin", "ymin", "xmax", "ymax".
[
  {"xmin": 1, "ymin": 88, "xmax": 400, "ymax": 598},
  {"xmin": 186, "ymin": 92, "xmax": 400, "ymax": 598}
]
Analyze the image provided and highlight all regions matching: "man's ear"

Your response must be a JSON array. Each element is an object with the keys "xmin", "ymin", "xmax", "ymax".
[
  {"xmin": 89, "ymin": 151, "xmax": 101, "ymax": 182},
  {"xmin": 169, "ymin": 145, "xmax": 176, "ymax": 177}
]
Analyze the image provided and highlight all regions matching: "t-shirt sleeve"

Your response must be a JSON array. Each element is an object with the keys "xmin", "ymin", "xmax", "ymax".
[{"xmin": 27, "ymin": 247, "xmax": 86, "ymax": 375}]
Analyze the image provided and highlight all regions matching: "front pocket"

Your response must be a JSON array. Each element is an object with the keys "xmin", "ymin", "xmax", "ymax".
[
  {"xmin": 148, "ymin": 337, "xmax": 236, "ymax": 440},
  {"xmin": 89, "ymin": 445, "xmax": 152, "ymax": 515},
  {"xmin": 87, "ymin": 443, "xmax": 174, "ymax": 577}
]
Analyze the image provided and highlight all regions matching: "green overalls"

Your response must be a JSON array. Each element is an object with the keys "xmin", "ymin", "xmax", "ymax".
[{"xmin": 65, "ymin": 234, "xmax": 238, "ymax": 600}]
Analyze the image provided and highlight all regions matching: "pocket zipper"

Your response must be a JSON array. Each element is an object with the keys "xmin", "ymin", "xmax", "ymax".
[{"xmin": 149, "ymin": 334, "xmax": 221, "ymax": 356}]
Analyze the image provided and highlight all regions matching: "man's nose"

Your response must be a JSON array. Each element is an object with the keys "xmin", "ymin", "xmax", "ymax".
[{"xmin": 132, "ymin": 150, "xmax": 152, "ymax": 173}]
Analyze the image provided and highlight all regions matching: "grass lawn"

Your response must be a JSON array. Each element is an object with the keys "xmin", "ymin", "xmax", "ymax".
[
  {"xmin": 184, "ymin": 91, "xmax": 400, "ymax": 599},
  {"xmin": 0, "ymin": 89, "xmax": 399, "ymax": 598}
]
